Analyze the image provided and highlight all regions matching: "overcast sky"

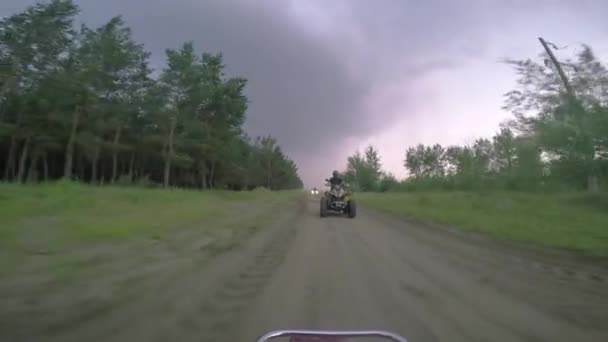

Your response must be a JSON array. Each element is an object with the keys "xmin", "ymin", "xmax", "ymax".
[{"xmin": 2, "ymin": 0, "xmax": 607, "ymax": 187}]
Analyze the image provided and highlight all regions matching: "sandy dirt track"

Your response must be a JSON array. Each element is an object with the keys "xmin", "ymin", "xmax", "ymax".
[
  {"xmin": 239, "ymin": 197, "xmax": 608, "ymax": 342},
  {"xmin": 3, "ymin": 195, "xmax": 608, "ymax": 342}
]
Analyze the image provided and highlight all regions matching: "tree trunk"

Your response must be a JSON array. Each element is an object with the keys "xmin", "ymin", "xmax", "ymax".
[
  {"xmin": 588, "ymin": 164, "xmax": 600, "ymax": 193},
  {"xmin": 64, "ymin": 108, "xmax": 80, "ymax": 179},
  {"xmin": 163, "ymin": 150, "xmax": 171, "ymax": 188},
  {"xmin": 3, "ymin": 135, "xmax": 16, "ymax": 181},
  {"xmin": 133, "ymin": 157, "xmax": 140, "ymax": 181},
  {"xmin": 27, "ymin": 152, "xmax": 40, "ymax": 183},
  {"xmin": 163, "ymin": 117, "xmax": 176, "ymax": 188},
  {"xmin": 200, "ymin": 166, "xmax": 207, "ymax": 189},
  {"xmin": 77, "ymin": 154, "xmax": 85, "ymax": 182},
  {"xmin": 266, "ymin": 159, "xmax": 271, "ymax": 189},
  {"xmin": 111, "ymin": 125, "xmax": 122, "ymax": 182},
  {"xmin": 209, "ymin": 161, "xmax": 215, "ymax": 189},
  {"xmin": 43, "ymin": 153, "xmax": 49, "ymax": 181},
  {"xmin": 91, "ymin": 147, "xmax": 100, "ymax": 184},
  {"xmin": 91, "ymin": 157, "xmax": 98, "ymax": 184},
  {"xmin": 0, "ymin": 75, "xmax": 15, "ymax": 120},
  {"xmin": 128, "ymin": 151, "xmax": 135, "ymax": 182},
  {"xmin": 120, "ymin": 160, "xmax": 126, "ymax": 176},
  {"xmin": 16, "ymin": 136, "xmax": 30, "ymax": 183}
]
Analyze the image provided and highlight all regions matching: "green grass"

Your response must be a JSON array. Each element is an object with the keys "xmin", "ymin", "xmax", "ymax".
[
  {"xmin": 358, "ymin": 191, "xmax": 608, "ymax": 256},
  {"xmin": 0, "ymin": 181, "xmax": 300, "ymax": 247}
]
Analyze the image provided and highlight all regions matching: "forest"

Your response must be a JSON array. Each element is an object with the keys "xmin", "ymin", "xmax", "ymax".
[
  {"xmin": 3, "ymin": 1, "xmax": 607, "ymax": 194},
  {"xmin": 344, "ymin": 42, "xmax": 608, "ymax": 193},
  {"xmin": 0, "ymin": 0, "xmax": 303, "ymax": 190}
]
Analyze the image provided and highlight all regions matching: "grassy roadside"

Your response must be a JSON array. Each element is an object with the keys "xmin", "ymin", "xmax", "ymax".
[
  {"xmin": 0, "ymin": 182, "xmax": 303, "ymax": 336},
  {"xmin": 357, "ymin": 192, "xmax": 608, "ymax": 256},
  {"xmin": 0, "ymin": 181, "xmax": 301, "ymax": 249}
]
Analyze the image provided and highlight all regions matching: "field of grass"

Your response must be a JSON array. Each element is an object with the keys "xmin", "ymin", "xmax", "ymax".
[
  {"xmin": 358, "ymin": 192, "xmax": 608, "ymax": 256},
  {"xmin": 0, "ymin": 181, "xmax": 300, "ymax": 249}
]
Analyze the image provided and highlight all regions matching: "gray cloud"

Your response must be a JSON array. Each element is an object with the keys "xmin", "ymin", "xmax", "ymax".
[
  {"xmin": 101, "ymin": 0, "xmax": 374, "ymax": 147},
  {"xmin": 3, "ymin": 0, "xmax": 607, "ymax": 186}
]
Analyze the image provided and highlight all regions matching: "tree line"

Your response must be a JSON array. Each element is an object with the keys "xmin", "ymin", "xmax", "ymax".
[
  {"xmin": 343, "ymin": 43, "xmax": 608, "ymax": 192},
  {"xmin": 0, "ymin": 0, "xmax": 303, "ymax": 190}
]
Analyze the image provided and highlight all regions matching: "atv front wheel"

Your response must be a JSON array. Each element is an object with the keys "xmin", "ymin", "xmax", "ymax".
[
  {"xmin": 320, "ymin": 197, "xmax": 328, "ymax": 217},
  {"xmin": 348, "ymin": 199, "xmax": 357, "ymax": 218}
]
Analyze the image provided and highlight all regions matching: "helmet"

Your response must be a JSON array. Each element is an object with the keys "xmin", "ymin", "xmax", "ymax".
[{"xmin": 332, "ymin": 170, "xmax": 339, "ymax": 177}]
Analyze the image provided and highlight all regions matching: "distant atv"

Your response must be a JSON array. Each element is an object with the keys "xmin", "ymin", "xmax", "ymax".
[{"xmin": 320, "ymin": 180, "xmax": 356, "ymax": 218}]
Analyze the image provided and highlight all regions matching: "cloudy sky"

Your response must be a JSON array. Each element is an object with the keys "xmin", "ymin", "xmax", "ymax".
[{"xmin": 2, "ymin": 0, "xmax": 607, "ymax": 187}]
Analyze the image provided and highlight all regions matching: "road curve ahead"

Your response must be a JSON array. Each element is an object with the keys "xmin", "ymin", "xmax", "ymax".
[{"xmin": 239, "ymin": 196, "xmax": 608, "ymax": 342}]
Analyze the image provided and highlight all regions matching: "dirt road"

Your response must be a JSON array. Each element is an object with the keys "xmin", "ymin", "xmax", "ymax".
[{"xmin": 3, "ymin": 196, "xmax": 608, "ymax": 341}]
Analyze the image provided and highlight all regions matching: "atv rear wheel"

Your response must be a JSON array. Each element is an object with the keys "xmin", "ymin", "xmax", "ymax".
[
  {"xmin": 320, "ymin": 197, "xmax": 328, "ymax": 217},
  {"xmin": 348, "ymin": 199, "xmax": 357, "ymax": 218}
]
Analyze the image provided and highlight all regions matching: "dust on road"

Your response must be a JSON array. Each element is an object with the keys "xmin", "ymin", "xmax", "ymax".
[{"xmin": 3, "ymin": 196, "xmax": 608, "ymax": 342}]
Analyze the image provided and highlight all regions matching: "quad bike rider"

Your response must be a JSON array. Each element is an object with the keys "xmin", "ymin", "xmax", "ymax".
[
  {"xmin": 320, "ymin": 170, "xmax": 357, "ymax": 218},
  {"xmin": 328, "ymin": 170, "xmax": 343, "ymax": 187}
]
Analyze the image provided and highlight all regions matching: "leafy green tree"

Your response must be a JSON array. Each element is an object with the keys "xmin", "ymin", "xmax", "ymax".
[
  {"xmin": 512, "ymin": 136, "xmax": 543, "ymax": 189},
  {"xmin": 492, "ymin": 127, "xmax": 517, "ymax": 178},
  {"xmin": 0, "ymin": 0, "xmax": 79, "ymax": 181},
  {"xmin": 378, "ymin": 172, "xmax": 399, "ymax": 192},
  {"xmin": 404, "ymin": 144, "xmax": 445, "ymax": 178},
  {"xmin": 0, "ymin": 2, "xmax": 303, "ymax": 190},
  {"xmin": 504, "ymin": 45, "xmax": 608, "ymax": 190},
  {"xmin": 157, "ymin": 42, "xmax": 201, "ymax": 187},
  {"xmin": 344, "ymin": 151, "xmax": 365, "ymax": 191},
  {"xmin": 343, "ymin": 145, "xmax": 382, "ymax": 191},
  {"xmin": 66, "ymin": 17, "xmax": 151, "ymax": 183}
]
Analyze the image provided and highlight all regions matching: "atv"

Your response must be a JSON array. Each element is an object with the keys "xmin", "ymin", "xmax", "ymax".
[{"xmin": 320, "ymin": 180, "xmax": 356, "ymax": 218}]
